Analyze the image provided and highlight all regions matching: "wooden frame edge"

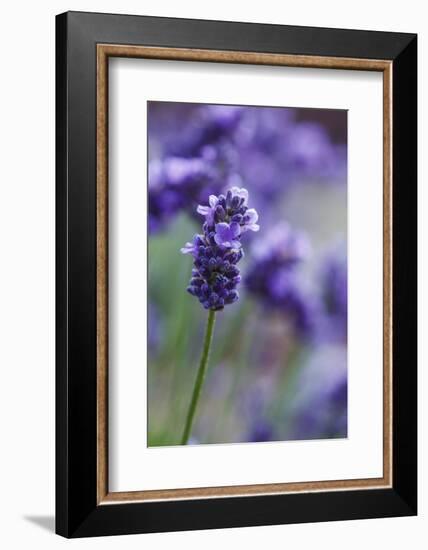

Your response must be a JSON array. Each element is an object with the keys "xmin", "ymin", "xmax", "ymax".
[
  {"xmin": 98, "ymin": 44, "xmax": 391, "ymax": 71},
  {"xmin": 383, "ymin": 62, "xmax": 393, "ymax": 489},
  {"xmin": 96, "ymin": 43, "xmax": 393, "ymax": 504},
  {"xmin": 97, "ymin": 45, "xmax": 109, "ymax": 503}
]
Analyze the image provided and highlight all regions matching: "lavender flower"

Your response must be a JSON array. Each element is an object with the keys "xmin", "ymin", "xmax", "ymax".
[
  {"xmin": 270, "ymin": 272, "xmax": 314, "ymax": 337},
  {"xmin": 149, "ymin": 103, "xmax": 346, "ymax": 235},
  {"xmin": 288, "ymin": 347, "xmax": 347, "ymax": 439},
  {"xmin": 322, "ymin": 249, "xmax": 347, "ymax": 320},
  {"xmin": 250, "ymin": 222, "xmax": 310, "ymax": 266},
  {"xmin": 234, "ymin": 107, "xmax": 295, "ymax": 200},
  {"xmin": 148, "ymin": 105, "xmax": 249, "ymax": 233},
  {"xmin": 181, "ymin": 187, "xmax": 259, "ymax": 311},
  {"xmin": 148, "ymin": 156, "xmax": 216, "ymax": 232},
  {"xmin": 292, "ymin": 375, "xmax": 347, "ymax": 439},
  {"xmin": 285, "ymin": 122, "xmax": 345, "ymax": 178},
  {"xmin": 166, "ymin": 105, "xmax": 244, "ymax": 158},
  {"xmin": 235, "ymin": 109, "xmax": 347, "ymax": 208},
  {"xmin": 320, "ymin": 245, "xmax": 348, "ymax": 342},
  {"xmin": 245, "ymin": 223, "xmax": 314, "ymax": 338}
]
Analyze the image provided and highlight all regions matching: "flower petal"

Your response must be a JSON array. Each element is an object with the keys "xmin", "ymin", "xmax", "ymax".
[
  {"xmin": 229, "ymin": 186, "xmax": 249, "ymax": 206},
  {"xmin": 196, "ymin": 205, "xmax": 210, "ymax": 216},
  {"xmin": 246, "ymin": 208, "xmax": 259, "ymax": 224},
  {"xmin": 230, "ymin": 221, "xmax": 241, "ymax": 238},
  {"xmin": 180, "ymin": 242, "xmax": 194, "ymax": 254},
  {"xmin": 239, "ymin": 188, "xmax": 249, "ymax": 205},
  {"xmin": 209, "ymin": 195, "xmax": 218, "ymax": 208},
  {"xmin": 214, "ymin": 234, "xmax": 221, "ymax": 246},
  {"xmin": 215, "ymin": 236, "xmax": 228, "ymax": 248},
  {"xmin": 215, "ymin": 222, "xmax": 231, "ymax": 242},
  {"xmin": 241, "ymin": 223, "xmax": 260, "ymax": 233}
]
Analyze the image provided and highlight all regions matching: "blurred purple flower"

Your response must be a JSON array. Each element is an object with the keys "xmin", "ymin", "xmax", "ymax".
[
  {"xmin": 251, "ymin": 222, "xmax": 311, "ymax": 266},
  {"xmin": 271, "ymin": 272, "xmax": 315, "ymax": 337},
  {"xmin": 320, "ymin": 245, "xmax": 347, "ymax": 342},
  {"xmin": 148, "ymin": 106, "xmax": 245, "ymax": 232},
  {"xmin": 181, "ymin": 187, "xmax": 259, "ymax": 311},
  {"xmin": 164, "ymin": 104, "xmax": 244, "ymax": 158},
  {"xmin": 248, "ymin": 420, "xmax": 274, "ymax": 443},
  {"xmin": 235, "ymin": 108, "xmax": 295, "ymax": 200},
  {"xmin": 245, "ymin": 223, "xmax": 314, "ymax": 339},
  {"xmin": 148, "ymin": 103, "xmax": 347, "ymax": 234},
  {"xmin": 235, "ymin": 109, "xmax": 346, "ymax": 206},
  {"xmin": 285, "ymin": 122, "xmax": 345, "ymax": 177},
  {"xmin": 293, "ymin": 376, "xmax": 347, "ymax": 439},
  {"xmin": 148, "ymin": 156, "xmax": 217, "ymax": 232},
  {"xmin": 289, "ymin": 347, "xmax": 347, "ymax": 439}
]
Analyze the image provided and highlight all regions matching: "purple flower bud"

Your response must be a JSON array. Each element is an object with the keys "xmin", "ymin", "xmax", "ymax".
[
  {"xmin": 217, "ymin": 195, "xmax": 227, "ymax": 208},
  {"xmin": 225, "ymin": 290, "xmax": 239, "ymax": 304},
  {"xmin": 231, "ymin": 195, "xmax": 240, "ymax": 208},
  {"xmin": 215, "ymin": 205, "xmax": 226, "ymax": 221}
]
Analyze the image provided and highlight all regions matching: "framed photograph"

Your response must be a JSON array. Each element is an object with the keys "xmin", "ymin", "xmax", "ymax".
[{"xmin": 56, "ymin": 11, "xmax": 417, "ymax": 537}]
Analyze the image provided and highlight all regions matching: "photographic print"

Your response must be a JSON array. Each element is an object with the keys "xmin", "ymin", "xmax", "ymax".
[{"xmin": 147, "ymin": 101, "xmax": 348, "ymax": 447}]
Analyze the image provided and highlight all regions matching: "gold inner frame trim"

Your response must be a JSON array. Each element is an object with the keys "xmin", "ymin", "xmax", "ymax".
[{"xmin": 96, "ymin": 44, "xmax": 393, "ymax": 505}]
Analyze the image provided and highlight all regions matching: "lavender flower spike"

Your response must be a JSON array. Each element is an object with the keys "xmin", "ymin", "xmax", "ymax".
[
  {"xmin": 197, "ymin": 186, "xmax": 259, "ymax": 234},
  {"xmin": 181, "ymin": 187, "xmax": 259, "ymax": 311}
]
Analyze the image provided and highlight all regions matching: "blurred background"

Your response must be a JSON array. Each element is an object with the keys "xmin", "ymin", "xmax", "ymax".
[{"xmin": 147, "ymin": 101, "xmax": 348, "ymax": 446}]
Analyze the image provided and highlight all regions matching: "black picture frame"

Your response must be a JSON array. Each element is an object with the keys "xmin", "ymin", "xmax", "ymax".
[{"xmin": 56, "ymin": 11, "xmax": 417, "ymax": 538}]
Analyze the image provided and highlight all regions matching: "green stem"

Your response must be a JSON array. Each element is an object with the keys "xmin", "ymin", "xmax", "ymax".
[{"xmin": 180, "ymin": 309, "xmax": 216, "ymax": 445}]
